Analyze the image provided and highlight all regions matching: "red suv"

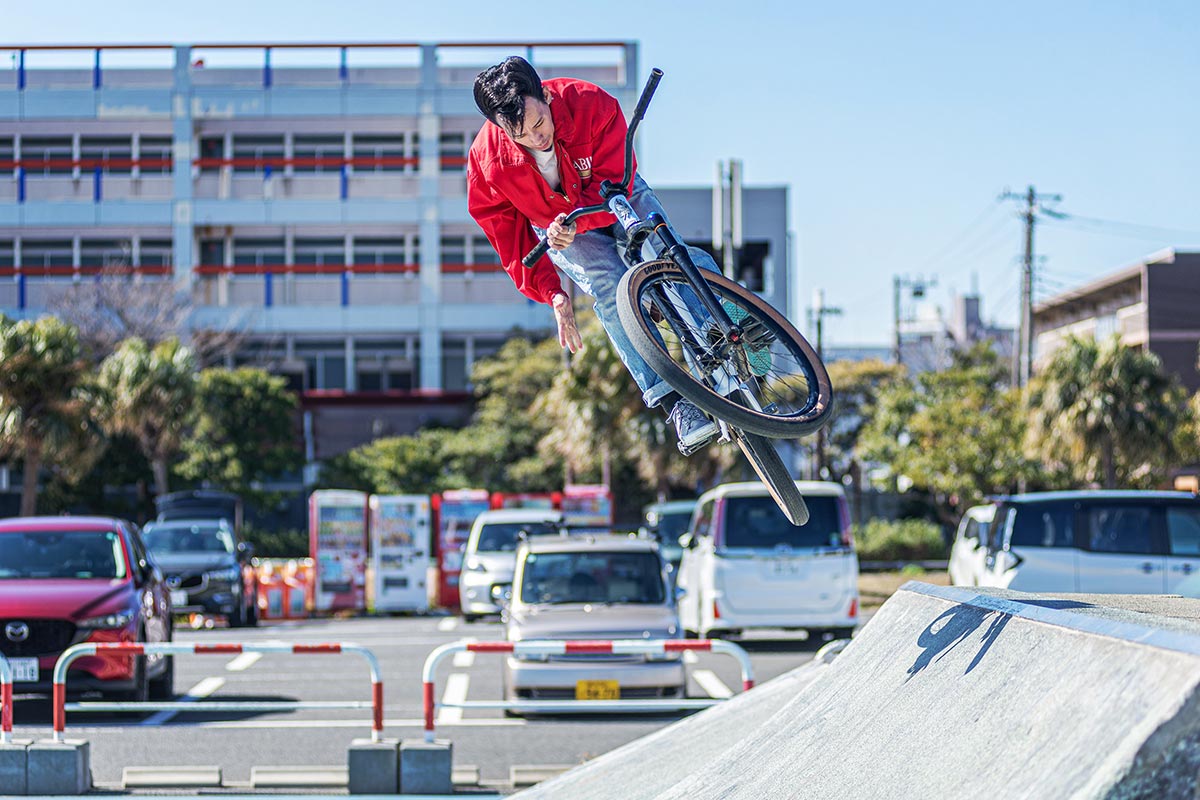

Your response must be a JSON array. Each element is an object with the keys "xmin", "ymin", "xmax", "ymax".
[{"xmin": 0, "ymin": 516, "xmax": 173, "ymax": 700}]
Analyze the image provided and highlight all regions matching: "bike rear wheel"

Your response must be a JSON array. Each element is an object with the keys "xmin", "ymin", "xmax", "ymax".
[
  {"xmin": 616, "ymin": 260, "xmax": 834, "ymax": 438},
  {"xmin": 734, "ymin": 430, "xmax": 809, "ymax": 525}
]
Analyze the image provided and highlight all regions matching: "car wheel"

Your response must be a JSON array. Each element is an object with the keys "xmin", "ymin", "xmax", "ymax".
[
  {"xmin": 246, "ymin": 586, "xmax": 260, "ymax": 628},
  {"xmin": 113, "ymin": 653, "xmax": 149, "ymax": 703},
  {"xmin": 149, "ymin": 655, "xmax": 174, "ymax": 700},
  {"xmin": 230, "ymin": 590, "xmax": 248, "ymax": 628},
  {"xmin": 826, "ymin": 627, "xmax": 856, "ymax": 641},
  {"xmin": 463, "ymin": 613, "xmax": 481, "ymax": 624}
]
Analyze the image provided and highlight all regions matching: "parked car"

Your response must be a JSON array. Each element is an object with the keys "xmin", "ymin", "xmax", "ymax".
[
  {"xmin": 0, "ymin": 516, "xmax": 173, "ymax": 700},
  {"xmin": 460, "ymin": 509, "xmax": 564, "ymax": 622},
  {"xmin": 498, "ymin": 533, "xmax": 685, "ymax": 709},
  {"xmin": 639, "ymin": 499, "xmax": 696, "ymax": 578},
  {"xmin": 949, "ymin": 504, "xmax": 996, "ymax": 586},
  {"xmin": 675, "ymin": 481, "xmax": 858, "ymax": 641},
  {"xmin": 978, "ymin": 490, "xmax": 1200, "ymax": 593},
  {"xmin": 142, "ymin": 518, "xmax": 259, "ymax": 627}
]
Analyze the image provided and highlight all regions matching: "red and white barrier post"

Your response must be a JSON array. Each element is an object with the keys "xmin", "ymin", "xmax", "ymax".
[
  {"xmin": 421, "ymin": 638, "xmax": 755, "ymax": 742},
  {"xmin": 0, "ymin": 654, "xmax": 13, "ymax": 745},
  {"xmin": 51, "ymin": 641, "xmax": 384, "ymax": 742}
]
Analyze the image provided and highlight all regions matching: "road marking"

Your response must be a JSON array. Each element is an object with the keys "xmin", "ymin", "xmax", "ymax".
[
  {"xmin": 692, "ymin": 670, "xmax": 733, "ymax": 699},
  {"xmin": 437, "ymin": 618, "xmax": 458, "ymax": 632},
  {"xmin": 141, "ymin": 676, "xmax": 226, "ymax": 725},
  {"xmin": 104, "ymin": 717, "xmax": 527, "ymax": 731},
  {"xmin": 453, "ymin": 651, "xmax": 476, "ymax": 668},
  {"xmin": 226, "ymin": 652, "xmax": 262, "ymax": 672},
  {"xmin": 437, "ymin": 673, "xmax": 470, "ymax": 724},
  {"xmin": 682, "ymin": 651, "xmax": 698, "ymax": 664}
]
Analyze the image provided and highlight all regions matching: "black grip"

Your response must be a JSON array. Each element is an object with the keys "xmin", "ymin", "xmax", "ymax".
[
  {"xmin": 632, "ymin": 68, "xmax": 663, "ymax": 123},
  {"xmin": 522, "ymin": 238, "xmax": 551, "ymax": 268}
]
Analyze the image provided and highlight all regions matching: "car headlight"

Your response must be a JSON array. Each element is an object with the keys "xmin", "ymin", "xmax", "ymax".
[
  {"xmin": 205, "ymin": 567, "xmax": 241, "ymax": 582},
  {"xmin": 77, "ymin": 611, "xmax": 135, "ymax": 629}
]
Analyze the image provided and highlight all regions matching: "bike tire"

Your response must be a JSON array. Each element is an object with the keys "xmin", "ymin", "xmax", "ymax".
[
  {"xmin": 734, "ymin": 430, "xmax": 810, "ymax": 526},
  {"xmin": 616, "ymin": 260, "xmax": 834, "ymax": 438}
]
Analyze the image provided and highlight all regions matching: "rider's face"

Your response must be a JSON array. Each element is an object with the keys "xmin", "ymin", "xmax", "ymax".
[{"xmin": 503, "ymin": 95, "xmax": 554, "ymax": 152}]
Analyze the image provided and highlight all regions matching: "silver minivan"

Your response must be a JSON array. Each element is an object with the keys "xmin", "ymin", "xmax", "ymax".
[
  {"xmin": 676, "ymin": 481, "xmax": 859, "ymax": 640},
  {"xmin": 460, "ymin": 509, "xmax": 563, "ymax": 622},
  {"xmin": 499, "ymin": 533, "xmax": 685, "ymax": 706}
]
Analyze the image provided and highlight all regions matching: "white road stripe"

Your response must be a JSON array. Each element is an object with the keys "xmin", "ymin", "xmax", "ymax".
[
  {"xmin": 436, "ymin": 673, "xmax": 470, "ymax": 724},
  {"xmin": 141, "ymin": 676, "xmax": 226, "ymax": 725},
  {"xmin": 94, "ymin": 717, "xmax": 526, "ymax": 731},
  {"xmin": 225, "ymin": 652, "xmax": 262, "ymax": 672},
  {"xmin": 682, "ymin": 651, "xmax": 698, "ymax": 664},
  {"xmin": 453, "ymin": 651, "xmax": 476, "ymax": 668},
  {"xmin": 437, "ymin": 617, "xmax": 458, "ymax": 632},
  {"xmin": 692, "ymin": 669, "xmax": 733, "ymax": 699}
]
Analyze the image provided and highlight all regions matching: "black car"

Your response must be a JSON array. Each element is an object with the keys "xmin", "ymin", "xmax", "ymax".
[{"xmin": 142, "ymin": 518, "xmax": 259, "ymax": 627}]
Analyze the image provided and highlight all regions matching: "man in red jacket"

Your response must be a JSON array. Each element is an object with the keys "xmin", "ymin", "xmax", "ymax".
[{"xmin": 468, "ymin": 57, "xmax": 722, "ymax": 454}]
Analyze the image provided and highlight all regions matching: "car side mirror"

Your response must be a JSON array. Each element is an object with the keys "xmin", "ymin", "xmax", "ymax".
[
  {"xmin": 490, "ymin": 582, "xmax": 513, "ymax": 608},
  {"xmin": 678, "ymin": 533, "xmax": 694, "ymax": 549}
]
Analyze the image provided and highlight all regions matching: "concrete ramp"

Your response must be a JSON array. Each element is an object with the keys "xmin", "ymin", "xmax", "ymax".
[{"xmin": 518, "ymin": 583, "xmax": 1200, "ymax": 800}]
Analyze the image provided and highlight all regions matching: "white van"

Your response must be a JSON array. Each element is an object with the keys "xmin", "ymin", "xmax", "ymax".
[
  {"xmin": 675, "ymin": 481, "xmax": 858, "ymax": 640},
  {"xmin": 948, "ymin": 504, "xmax": 995, "ymax": 586},
  {"xmin": 978, "ymin": 491, "xmax": 1200, "ymax": 593},
  {"xmin": 460, "ymin": 509, "xmax": 563, "ymax": 621}
]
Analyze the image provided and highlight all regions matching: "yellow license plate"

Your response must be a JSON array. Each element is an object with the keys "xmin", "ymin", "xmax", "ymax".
[{"xmin": 575, "ymin": 679, "xmax": 620, "ymax": 701}]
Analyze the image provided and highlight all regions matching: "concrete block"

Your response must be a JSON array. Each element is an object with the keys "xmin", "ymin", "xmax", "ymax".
[
  {"xmin": 511, "ymin": 764, "xmax": 573, "ymax": 787},
  {"xmin": 452, "ymin": 763, "xmax": 480, "ymax": 786},
  {"xmin": 249, "ymin": 765, "xmax": 348, "ymax": 788},
  {"xmin": 399, "ymin": 739, "xmax": 452, "ymax": 795},
  {"xmin": 121, "ymin": 765, "xmax": 222, "ymax": 788},
  {"xmin": 348, "ymin": 738, "xmax": 399, "ymax": 794},
  {"xmin": 27, "ymin": 739, "xmax": 90, "ymax": 796},
  {"xmin": 0, "ymin": 739, "xmax": 32, "ymax": 796}
]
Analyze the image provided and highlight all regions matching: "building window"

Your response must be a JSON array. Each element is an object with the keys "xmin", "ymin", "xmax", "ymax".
[
  {"xmin": 21, "ymin": 239, "xmax": 74, "ymax": 268},
  {"xmin": 442, "ymin": 338, "xmax": 468, "ymax": 392},
  {"xmin": 0, "ymin": 240, "xmax": 13, "ymax": 268},
  {"xmin": 21, "ymin": 137, "xmax": 73, "ymax": 175},
  {"xmin": 80, "ymin": 136, "xmax": 133, "ymax": 175},
  {"xmin": 439, "ymin": 132, "xmax": 467, "ymax": 173},
  {"xmin": 293, "ymin": 135, "xmax": 344, "ymax": 174},
  {"xmin": 0, "ymin": 138, "xmax": 13, "ymax": 168},
  {"xmin": 79, "ymin": 239, "xmax": 131, "ymax": 268},
  {"xmin": 140, "ymin": 238, "xmax": 173, "ymax": 267},
  {"xmin": 232, "ymin": 135, "xmax": 284, "ymax": 174},
  {"xmin": 470, "ymin": 235, "xmax": 500, "ymax": 265},
  {"xmin": 694, "ymin": 240, "xmax": 769, "ymax": 293},
  {"xmin": 138, "ymin": 136, "xmax": 173, "ymax": 174},
  {"xmin": 352, "ymin": 134, "xmax": 407, "ymax": 173},
  {"xmin": 440, "ymin": 236, "xmax": 466, "ymax": 265},
  {"xmin": 198, "ymin": 136, "xmax": 224, "ymax": 173},
  {"xmin": 232, "ymin": 238, "xmax": 286, "ymax": 266},
  {"xmin": 353, "ymin": 237, "xmax": 409, "ymax": 268},
  {"xmin": 294, "ymin": 237, "xmax": 345, "ymax": 266},
  {"xmin": 198, "ymin": 239, "xmax": 225, "ymax": 267}
]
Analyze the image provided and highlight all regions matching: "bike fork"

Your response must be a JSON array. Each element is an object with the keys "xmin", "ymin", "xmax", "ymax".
[{"xmin": 646, "ymin": 213, "xmax": 742, "ymax": 340}]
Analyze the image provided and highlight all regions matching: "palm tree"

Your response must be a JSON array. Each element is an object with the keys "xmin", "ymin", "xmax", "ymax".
[
  {"xmin": 0, "ymin": 316, "xmax": 102, "ymax": 515},
  {"xmin": 1026, "ymin": 335, "xmax": 1188, "ymax": 488},
  {"xmin": 99, "ymin": 337, "xmax": 198, "ymax": 498}
]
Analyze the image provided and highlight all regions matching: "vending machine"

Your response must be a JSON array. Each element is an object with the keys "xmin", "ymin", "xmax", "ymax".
[
  {"xmin": 368, "ymin": 493, "xmax": 431, "ymax": 613},
  {"xmin": 309, "ymin": 489, "xmax": 369, "ymax": 613},
  {"xmin": 431, "ymin": 489, "xmax": 491, "ymax": 610},
  {"xmin": 490, "ymin": 491, "xmax": 563, "ymax": 511},
  {"xmin": 561, "ymin": 484, "xmax": 614, "ymax": 528}
]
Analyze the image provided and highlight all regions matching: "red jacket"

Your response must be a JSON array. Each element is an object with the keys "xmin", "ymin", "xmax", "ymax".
[{"xmin": 467, "ymin": 77, "xmax": 635, "ymax": 305}]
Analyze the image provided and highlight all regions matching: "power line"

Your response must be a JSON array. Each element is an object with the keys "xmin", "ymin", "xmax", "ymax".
[{"xmin": 1040, "ymin": 209, "xmax": 1200, "ymax": 240}]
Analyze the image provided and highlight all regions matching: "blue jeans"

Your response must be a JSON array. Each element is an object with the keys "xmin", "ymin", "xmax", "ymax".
[{"xmin": 534, "ymin": 176, "xmax": 722, "ymax": 408}]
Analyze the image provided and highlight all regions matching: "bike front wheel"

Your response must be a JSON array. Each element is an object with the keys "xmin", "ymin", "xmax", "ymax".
[
  {"xmin": 616, "ymin": 260, "xmax": 834, "ymax": 438},
  {"xmin": 734, "ymin": 430, "xmax": 809, "ymax": 525}
]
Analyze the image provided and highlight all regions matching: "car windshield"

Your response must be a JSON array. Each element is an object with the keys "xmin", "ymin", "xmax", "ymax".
[
  {"xmin": 651, "ymin": 510, "xmax": 692, "ymax": 558},
  {"xmin": 519, "ymin": 550, "xmax": 665, "ymax": 605},
  {"xmin": 722, "ymin": 495, "xmax": 842, "ymax": 549},
  {"xmin": 475, "ymin": 521, "xmax": 557, "ymax": 553},
  {"xmin": 0, "ymin": 530, "xmax": 128, "ymax": 579},
  {"xmin": 144, "ymin": 524, "xmax": 235, "ymax": 555}
]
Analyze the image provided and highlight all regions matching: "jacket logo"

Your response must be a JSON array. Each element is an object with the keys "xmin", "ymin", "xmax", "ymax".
[{"xmin": 573, "ymin": 157, "xmax": 592, "ymax": 179}]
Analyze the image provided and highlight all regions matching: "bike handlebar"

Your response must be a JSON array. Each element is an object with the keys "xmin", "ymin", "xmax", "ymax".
[{"xmin": 521, "ymin": 68, "xmax": 664, "ymax": 269}]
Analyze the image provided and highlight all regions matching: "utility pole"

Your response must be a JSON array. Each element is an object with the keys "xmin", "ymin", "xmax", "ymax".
[
  {"xmin": 712, "ymin": 159, "xmax": 743, "ymax": 279},
  {"xmin": 892, "ymin": 275, "xmax": 936, "ymax": 368},
  {"xmin": 1001, "ymin": 185, "xmax": 1061, "ymax": 388},
  {"xmin": 809, "ymin": 289, "xmax": 841, "ymax": 479}
]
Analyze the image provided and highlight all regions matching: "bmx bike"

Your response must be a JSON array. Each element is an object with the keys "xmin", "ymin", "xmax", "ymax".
[{"xmin": 523, "ymin": 69, "xmax": 834, "ymax": 525}]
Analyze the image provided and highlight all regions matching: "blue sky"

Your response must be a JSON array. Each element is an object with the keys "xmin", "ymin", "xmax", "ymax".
[{"xmin": 7, "ymin": 0, "xmax": 1199, "ymax": 345}]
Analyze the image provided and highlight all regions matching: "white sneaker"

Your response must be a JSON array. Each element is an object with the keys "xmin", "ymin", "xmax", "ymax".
[{"xmin": 669, "ymin": 399, "xmax": 718, "ymax": 454}]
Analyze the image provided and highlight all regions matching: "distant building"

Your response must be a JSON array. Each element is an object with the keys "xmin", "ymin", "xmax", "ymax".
[
  {"xmin": 1033, "ymin": 249, "xmax": 1200, "ymax": 392},
  {"xmin": 823, "ymin": 345, "xmax": 892, "ymax": 364},
  {"xmin": 898, "ymin": 293, "xmax": 1014, "ymax": 374}
]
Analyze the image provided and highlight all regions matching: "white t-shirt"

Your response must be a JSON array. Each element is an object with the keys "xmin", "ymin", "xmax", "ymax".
[{"xmin": 530, "ymin": 145, "xmax": 561, "ymax": 192}]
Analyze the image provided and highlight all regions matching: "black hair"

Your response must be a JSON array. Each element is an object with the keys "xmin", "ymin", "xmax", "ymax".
[{"xmin": 473, "ymin": 56, "xmax": 546, "ymax": 133}]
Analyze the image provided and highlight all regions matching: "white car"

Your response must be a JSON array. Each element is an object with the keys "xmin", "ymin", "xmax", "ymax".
[
  {"xmin": 948, "ymin": 504, "xmax": 995, "ymax": 586},
  {"xmin": 978, "ymin": 490, "xmax": 1200, "ymax": 593},
  {"xmin": 675, "ymin": 481, "xmax": 858, "ymax": 640},
  {"xmin": 459, "ymin": 509, "xmax": 563, "ymax": 621}
]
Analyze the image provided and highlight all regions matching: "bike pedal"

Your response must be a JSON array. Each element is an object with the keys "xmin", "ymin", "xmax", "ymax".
[{"xmin": 676, "ymin": 434, "xmax": 718, "ymax": 457}]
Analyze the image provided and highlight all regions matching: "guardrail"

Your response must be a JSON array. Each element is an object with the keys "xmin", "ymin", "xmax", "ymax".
[
  {"xmin": 51, "ymin": 641, "xmax": 383, "ymax": 743},
  {"xmin": 1, "ymin": 653, "xmax": 11, "ymax": 745},
  {"xmin": 421, "ymin": 639, "xmax": 754, "ymax": 743}
]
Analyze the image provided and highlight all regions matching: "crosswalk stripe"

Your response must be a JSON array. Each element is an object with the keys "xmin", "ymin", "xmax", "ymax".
[
  {"xmin": 226, "ymin": 652, "xmax": 262, "ymax": 672},
  {"xmin": 437, "ymin": 673, "xmax": 470, "ymax": 724},
  {"xmin": 692, "ymin": 669, "xmax": 733, "ymax": 699},
  {"xmin": 141, "ymin": 676, "xmax": 226, "ymax": 726},
  {"xmin": 453, "ymin": 651, "xmax": 476, "ymax": 668},
  {"xmin": 437, "ymin": 617, "xmax": 458, "ymax": 632}
]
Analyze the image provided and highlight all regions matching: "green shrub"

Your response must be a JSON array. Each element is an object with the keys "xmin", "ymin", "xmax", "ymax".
[
  {"xmin": 243, "ymin": 526, "xmax": 309, "ymax": 559},
  {"xmin": 853, "ymin": 518, "xmax": 947, "ymax": 562}
]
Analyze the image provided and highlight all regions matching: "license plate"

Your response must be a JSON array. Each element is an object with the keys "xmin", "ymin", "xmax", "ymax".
[
  {"xmin": 170, "ymin": 590, "xmax": 188, "ymax": 607},
  {"xmin": 575, "ymin": 680, "xmax": 619, "ymax": 701},
  {"xmin": 770, "ymin": 560, "xmax": 802, "ymax": 575},
  {"xmin": 11, "ymin": 657, "xmax": 38, "ymax": 682}
]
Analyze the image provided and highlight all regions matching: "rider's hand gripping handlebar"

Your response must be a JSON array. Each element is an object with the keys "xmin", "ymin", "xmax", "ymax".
[{"xmin": 521, "ymin": 68, "xmax": 664, "ymax": 269}]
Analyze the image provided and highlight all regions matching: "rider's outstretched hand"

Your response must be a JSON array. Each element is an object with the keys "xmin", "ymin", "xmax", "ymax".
[{"xmin": 552, "ymin": 292, "xmax": 583, "ymax": 353}]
